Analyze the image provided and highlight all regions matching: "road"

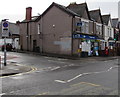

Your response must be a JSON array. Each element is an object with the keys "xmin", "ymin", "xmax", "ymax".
[{"xmin": 0, "ymin": 51, "xmax": 119, "ymax": 96}]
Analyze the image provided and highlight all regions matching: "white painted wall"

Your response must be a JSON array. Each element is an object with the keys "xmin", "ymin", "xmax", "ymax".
[
  {"xmin": 104, "ymin": 25, "xmax": 109, "ymax": 40},
  {"xmin": 104, "ymin": 19, "xmax": 114, "ymax": 41},
  {"xmin": 0, "ymin": 38, "xmax": 20, "ymax": 50},
  {"xmin": 12, "ymin": 38, "xmax": 20, "ymax": 49}
]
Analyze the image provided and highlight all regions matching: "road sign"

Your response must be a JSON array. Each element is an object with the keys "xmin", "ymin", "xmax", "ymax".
[
  {"xmin": 1, "ymin": 19, "xmax": 9, "ymax": 66},
  {"xmin": 2, "ymin": 20, "xmax": 9, "ymax": 37}
]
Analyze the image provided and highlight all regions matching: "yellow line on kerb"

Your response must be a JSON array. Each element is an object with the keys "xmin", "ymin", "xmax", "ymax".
[
  {"xmin": 0, "ymin": 64, "xmax": 37, "ymax": 78},
  {"xmin": 71, "ymin": 82, "xmax": 101, "ymax": 87},
  {"xmin": 30, "ymin": 92, "xmax": 49, "ymax": 97}
]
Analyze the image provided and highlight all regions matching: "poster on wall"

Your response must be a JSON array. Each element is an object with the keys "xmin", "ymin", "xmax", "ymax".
[
  {"xmin": 60, "ymin": 37, "xmax": 71, "ymax": 53},
  {"xmin": 82, "ymin": 41, "xmax": 91, "ymax": 53}
]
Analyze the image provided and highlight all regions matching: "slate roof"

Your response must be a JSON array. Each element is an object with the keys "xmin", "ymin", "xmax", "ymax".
[
  {"xmin": 102, "ymin": 14, "xmax": 110, "ymax": 25},
  {"xmin": 21, "ymin": 16, "xmax": 40, "ymax": 23},
  {"xmin": 89, "ymin": 9, "xmax": 102, "ymax": 23},
  {"xmin": 42, "ymin": 2, "xmax": 79, "ymax": 17},
  {"xmin": 112, "ymin": 18, "xmax": 118, "ymax": 28},
  {"xmin": 21, "ymin": 2, "xmax": 79, "ymax": 23},
  {"xmin": 67, "ymin": 2, "xmax": 90, "ymax": 19}
]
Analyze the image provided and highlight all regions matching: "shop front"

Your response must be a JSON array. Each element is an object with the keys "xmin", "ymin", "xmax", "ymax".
[
  {"xmin": 108, "ymin": 39, "xmax": 116, "ymax": 56},
  {"xmin": 73, "ymin": 33, "xmax": 100, "ymax": 57}
]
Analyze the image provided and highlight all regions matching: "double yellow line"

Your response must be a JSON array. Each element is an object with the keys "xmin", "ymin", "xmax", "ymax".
[
  {"xmin": 0, "ymin": 64, "xmax": 37, "ymax": 78},
  {"xmin": 71, "ymin": 82, "xmax": 101, "ymax": 87}
]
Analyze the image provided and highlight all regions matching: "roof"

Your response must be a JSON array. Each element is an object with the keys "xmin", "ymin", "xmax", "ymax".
[
  {"xmin": 67, "ymin": 2, "xmax": 90, "ymax": 19},
  {"xmin": 112, "ymin": 18, "xmax": 118, "ymax": 28},
  {"xmin": 42, "ymin": 2, "xmax": 79, "ymax": 17},
  {"xmin": 21, "ymin": 2, "xmax": 79, "ymax": 23},
  {"xmin": 89, "ymin": 9, "xmax": 103, "ymax": 23},
  {"xmin": 21, "ymin": 16, "xmax": 40, "ymax": 23},
  {"xmin": 102, "ymin": 14, "xmax": 110, "ymax": 25}
]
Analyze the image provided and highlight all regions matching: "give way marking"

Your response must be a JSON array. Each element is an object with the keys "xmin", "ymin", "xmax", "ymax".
[{"xmin": 55, "ymin": 66, "xmax": 118, "ymax": 84}]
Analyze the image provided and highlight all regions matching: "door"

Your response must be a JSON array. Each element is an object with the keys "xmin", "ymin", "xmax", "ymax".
[{"xmin": 33, "ymin": 40, "xmax": 37, "ymax": 52}]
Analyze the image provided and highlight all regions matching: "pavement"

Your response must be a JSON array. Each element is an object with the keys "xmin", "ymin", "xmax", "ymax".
[
  {"xmin": 0, "ymin": 62, "xmax": 34, "ymax": 77},
  {"xmin": 0, "ymin": 53, "xmax": 119, "ymax": 77}
]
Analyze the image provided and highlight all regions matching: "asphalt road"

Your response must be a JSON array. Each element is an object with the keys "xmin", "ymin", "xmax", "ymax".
[{"xmin": 0, "ymin": 51, "xmax": 119, "ymax": 96}]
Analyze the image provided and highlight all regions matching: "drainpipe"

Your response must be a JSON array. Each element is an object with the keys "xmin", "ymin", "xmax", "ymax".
[
  {"xmin": 41, "ymin": 15, "xmax": 43, "ymax": 53},
  {"xmin": 71, "ymin": 16, "xmax": 75, "ymax": 56},
  {"xmin": 26, "ymin": 22, "xmax": 29, "ymax": 51}
]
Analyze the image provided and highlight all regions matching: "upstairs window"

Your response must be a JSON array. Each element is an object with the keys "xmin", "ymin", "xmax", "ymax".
[
  {"xmin": 38, "ymin": 24, "xmax": 41, "ymax": 34},
  {"xmin": 96, "ymin": 24, "xmax": 102, "ymax": 35},
  {"xmin": 81, "ymin": 21, "xmax": 89, "ymax": 34}
]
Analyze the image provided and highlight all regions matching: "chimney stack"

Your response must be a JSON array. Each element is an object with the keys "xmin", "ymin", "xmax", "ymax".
[{"xmin": 26, "ymin": 7, "xmax": 32, "ymax": 20}]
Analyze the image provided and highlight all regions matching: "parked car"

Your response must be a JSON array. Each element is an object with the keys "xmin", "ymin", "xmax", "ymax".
[{"xmin": 2, "ymin": 43, "xmax": 12, "ymax": 51}]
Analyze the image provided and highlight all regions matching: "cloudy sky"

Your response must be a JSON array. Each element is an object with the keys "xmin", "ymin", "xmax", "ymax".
[{"xmin": 0, "ymin": 0, "xmax": 119, "ymax": 23}]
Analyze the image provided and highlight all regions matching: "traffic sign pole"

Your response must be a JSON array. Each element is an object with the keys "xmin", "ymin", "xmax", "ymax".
[
  {"xmin": 2, "ymin": 19, "xmax": 9, "ymax": 66},
  {"xmin": 4, "ymin": 37, "xmax": 7, "ymax": 66}
]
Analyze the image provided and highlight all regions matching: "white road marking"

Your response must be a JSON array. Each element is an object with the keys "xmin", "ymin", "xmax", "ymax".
[
  {"xmin": 41, "ymin": 67, "xmax": 52, "ymax": 70},
  {"xmin": 55, "ymin": 66, "xmax": 118, "ymax": 83},
  {"xmin": 14, "ymin": 69, "xmax": 19, "ymax": 70},
  {"xmin": 36, "ymin": 64, "xmax": 76, "ymax": 72},
  {"xmin": 55, "ymin": 80, "xmax": 67, "ymax": 83},
  {"xmin": 39, "ymin": 63, "xmax": 76, "ymax": 72},
  {"xmin": 68, "ymin": 64, "xmax": 75, "ymax": 66},
  {"xmin": 67, "ymin": 74, "xmax": 82, "ymax": 82},
  {"xmin": 48, "ymin": 60, "xmax": 56, "ymax": 62},
  {"xmin": 10, "ymin": 91, "xmax": 15, "ymax": 93},
  {"xmin": 51, "ymin": 66, "xmax": 60, "ymax": 71},
  {"xmin": 104, "ymin": 61, "xmax": 108, "ymax": 62},
  {"xmin": 57, "ymin": 58, "xmax": 68, "ymax": 61},
  {"xmin": 48, "ymin": 60, "xmax": 66, "ymax": 64},
  {"xmin": 44, "ymin": 57, "xmax": 50, "ymax": 59}
]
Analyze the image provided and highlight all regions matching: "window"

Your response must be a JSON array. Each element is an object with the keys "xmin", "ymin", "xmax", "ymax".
[
  {"xmin": 81, "ymin": 21, "xmax": 89, "ymax": 34},
  {"xmin": 96, "ymin": 24, "xmax": 102, "ymax": 35},
  {"xmin": 38, "ymin": 24, "xmax": 40, "ymax": 34},
  {"xmin": 110, "ymin": 28, "xmax": 111, "ymax": 37},
  {"xmin": 108, "ymin": 28, "xmax": 111, "ymax": 37},
  {"xmin": 108, "ymin": 28, "xmax": 109, "ymax": 36}
]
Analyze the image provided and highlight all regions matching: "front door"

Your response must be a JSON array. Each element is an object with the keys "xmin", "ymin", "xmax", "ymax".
[{"xmin": 33, "ymin": 40, "xmax": 37, "ymax": 52}]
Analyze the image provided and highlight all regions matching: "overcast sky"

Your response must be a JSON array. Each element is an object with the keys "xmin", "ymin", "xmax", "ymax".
[{"xmin": 0, "ymin": 0, "xmax": 119, "ymax": 23}]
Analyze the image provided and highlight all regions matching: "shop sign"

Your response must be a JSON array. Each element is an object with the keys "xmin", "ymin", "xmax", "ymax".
[{"xmin": 73, "ymin": 34, "xmax": 97, "ymax": 40}]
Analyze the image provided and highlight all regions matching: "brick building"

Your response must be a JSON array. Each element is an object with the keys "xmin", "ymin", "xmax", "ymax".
[{"xmin": 19, "ymin": 2, "xmax": 119, "ymax": 57}]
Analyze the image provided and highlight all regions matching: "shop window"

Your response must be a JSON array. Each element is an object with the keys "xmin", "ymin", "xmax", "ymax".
[{"xmin": 109, "ymin": 42, "xmax": 114, "ymax": 46}]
